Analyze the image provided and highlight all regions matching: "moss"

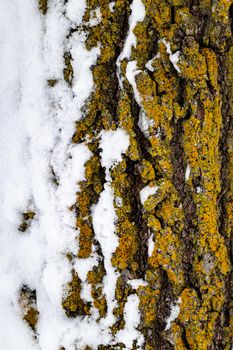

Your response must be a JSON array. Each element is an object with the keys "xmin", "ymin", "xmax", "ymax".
[
  {"xmin": 137, "ymin": 270, "xmax": 161, "ymax": 328},
  {"xmin": 75, "ymin": 154, "xmax": 104, "ymax": 259},
  {"xmin": 149, "ymin": 227, "xmax": 185, "ymax": 288},
  {"xmin": 111, "ymin": 276, "xmax": 133, "ymax": 334}
]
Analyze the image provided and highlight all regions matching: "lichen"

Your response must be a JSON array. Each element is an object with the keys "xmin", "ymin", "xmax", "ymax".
[
  {"xmin": 62, "ymin": 270, "xmax": 91, "ymax": 317},
  {"xmin": 38, "ymin": 0, "xmax": 47, "ymax": 15},
  {"xmin": 19, "ymin": 285, "xmax": 39, "ymax": 331}
]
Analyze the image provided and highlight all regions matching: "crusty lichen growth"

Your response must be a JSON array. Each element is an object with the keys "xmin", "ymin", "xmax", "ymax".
[
  {"xmin": 18, "ymin": 211, "xmax": 35, "ymax": 232},
  {"xmin": 62, "ymin": 0, "xmax": 232, "ymax": 347},
  {"xmin": 75, "ymin": 153, "xmax": 103, "ymax": 259},
  {"xmin": 87, "ymin": 262, "xmax": 107, "ymax": 318},
  {"xmin": 62, "ymin": 270, "xmax": 91, "ymax": 317},
  {"xmin": 111, "ymin": 160, "xmax": 139, "ymax": 272},
  {"xmin": 63, "ymin": 52, "xmax": 74, "ymax": 86},
  {"xmin": 19, "ymin": 285, "xmax": 39, "ymax": 331},
  {"xmin": 38, "ymin": 0, "xmax": 47, "ymax": 15}
]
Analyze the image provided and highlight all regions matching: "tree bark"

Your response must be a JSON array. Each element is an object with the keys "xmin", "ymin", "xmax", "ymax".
[{"xmin": 39, "ymin": 1, "xmax": 233, "ymax": 349}]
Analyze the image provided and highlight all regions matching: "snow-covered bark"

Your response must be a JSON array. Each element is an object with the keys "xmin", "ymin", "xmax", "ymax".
[{"xmin": 0, "ymin": 0, "xmax": 232, "ymax": 349}]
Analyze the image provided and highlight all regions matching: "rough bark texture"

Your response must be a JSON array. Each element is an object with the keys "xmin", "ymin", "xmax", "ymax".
[{"xmin": 35, "ymin": 1, "xmax": 232, "ymax": 349}]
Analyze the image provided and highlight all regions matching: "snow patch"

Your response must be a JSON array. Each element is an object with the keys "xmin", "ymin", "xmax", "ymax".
[
  {"xmin": 148, "ymin": 234, "xmax": 155, "ymax": 257},
  {"xmin": 126, "ymin": 61, "xmax": 142, "ymax": 105},
  {"xmin": 161, "ymin": 39, "xmax": 181, "ymax": 73},
  {"xmin": 145, "ymin": 53, "xmax": 160, "ymax": 72},
  {"xmin": 165, "ymin": 298, "xmax": 181, "ymax": 331},
  {"xmin": 138, "ymin": 109, "xmax": 154, "ymax": 137},
  {"xmin": 65, "ymin": 0, "xmax": 86, "ymax": 25},
  {"xmin": 92, "ymin": 183, "xmax": 119, "ymax": 327},
  {"xmin": 116, "ymin": 294, "xmax": 144, "ymax": 348},
  {"xmin": 88, "ymin": 7, "xmax": 102, "ymax": 27},
  {"xmin": 128, "ymin": 279, "xmax": 148, "ymax": 289},
  {"xmin": 140, "ymin": 185, "xmax": 158, "ymax": 205},
  {"xmin": 116, "ymin": 0, "xmax": 145, "ymax": 87},
  {"xmin": 99, "ymin": 128, "xmax": 130, "ymax": 180},
  {"xmin": 185, "ymin": 164, "xmax": 191, "ymax": 181},
  {"xmin": 109, "ymin": 1, "xmax": 115, "ymax": 12}
]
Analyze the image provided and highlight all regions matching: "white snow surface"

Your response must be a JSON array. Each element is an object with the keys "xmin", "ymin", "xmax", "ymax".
[
  {"xmin": 140, "ymin": 185, "xmax": 158, "ymax": 205},
  {"xmin": 116, "ymin": 294, "xmax": 144, "ymax": 348},
  {"xmin": 165, "ymin": 298, "xmax": 181, "ymax": 331},
  {"xmin": 99, "ymin": 128, "xmax": 130, "ymax": 181},
  {"xmin": 118, "ymin": 0, "xmax": 145, "ymax": 61},
  {"xmin": 148, "ymin": 234, "xmax": 155, "ymax": 257},
  {"xmin": 138, "ymin": 109, "xmax": 154, "ymax": 137},
  {"xmin": 162, "ymin": 39, "xmax": 181, "ymax": 73},
  {"xmin": 126, "ymin": 60, "xmax": 142, "ymax": 105},
  {"xmin": 185, "ymin": 164, "xmax": 191, "ymax": 181}
]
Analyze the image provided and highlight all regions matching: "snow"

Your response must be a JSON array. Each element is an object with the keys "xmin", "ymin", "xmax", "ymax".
[
  {"xmin": 148, "ymin": 234, "xmax": 155, "ymax": 257},
  {"xmin": 138, "ymin": 109, "xmax": 154, "ymax": 137},
  {"xmin": 161, "ymin": 39, "xmax": 181, "ymax": 73},
  {"xmin": 145, "ymin": 53, "xmax": 160, "ymax": 72},
  {"xmin": 116, "ymin": 294, "xmax": 144, "ymax": 348},
  {"xmin": 140, "ymin": 185, "xmax": 158, "ymax": 205},
  {"xmin": 185, "ymin": 164, "xmax": 191, "ymax": 181},
  {"xmin": 165, "ymin": 298, "xmax": 181, "ymax": 331},
  {"xmin": 65, "ymin": 0, "xmax": 86, "ymax": 25},
  {"xmin": 92, "ymin": 127, "xmax": 130, "ymax": 327},
  {"xmin": 0, "ymin": 0, "xmax": 143, "ymax": 348},
  {"xmin": 116, "ymin": 0, "xmax": 145, "ymax": 88},
  {"xmin": 126, "ymin": 60, "xmax": 142, "ymax": 105},
  {"xmin": 88, "ymin": 7, "xmax": 102, "ymax": 27},
  {"xmin": 109, "ymin": 2, "xmax": 115, "ymax": 12},
  {"xmin": 92, "ymin": 184, "xmax": 119, "ymax": 327},
  {"xmin": 128, "ymin": 279, "xmax": 148, "ymax": 289},
  {"xmin": 0, "ymin": 0, "xmax": 107, "ymax": 349},
  {"xmin": 117, "ymin": 0, "xmax": 145, "ymax": 60},
  {"xmin": 99, "ymin": 128, "xmax": 130, "ymax": 181}
]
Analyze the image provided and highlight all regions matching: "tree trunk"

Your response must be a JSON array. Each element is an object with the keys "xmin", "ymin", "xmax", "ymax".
[
  {"xmin": 67, "ymin": 1, "xmax": 233, "ymax": 349},
  {"xmin": 1, "ymin": 1, "xmax": 232, "ymax": 349}
]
